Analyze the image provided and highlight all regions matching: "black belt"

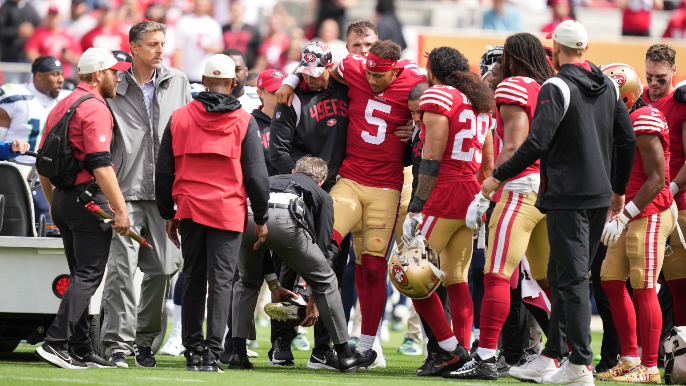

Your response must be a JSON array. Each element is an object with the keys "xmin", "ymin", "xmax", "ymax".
[{"xmin": 268, "ymin": 203, "xmax": 289, "ymax": 209}]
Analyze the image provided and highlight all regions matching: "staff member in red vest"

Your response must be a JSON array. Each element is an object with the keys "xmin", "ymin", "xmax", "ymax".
[
  {"xmin": 155, "ymin": 54, "xmax": 270, "ymax": 373},
  {"xmin": 35, "ymin": 47, "xmax": 131, "ymax": 369}
]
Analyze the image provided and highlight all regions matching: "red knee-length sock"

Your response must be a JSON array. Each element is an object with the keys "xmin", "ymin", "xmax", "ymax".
[
  {"xmin": 448, "ymin": 282, "xmax": 474, "ymax": 348},
  {"xmin": 632, "ymin": 293, "xmax": 641, "ymax": 349},
  {"xmin": 354, "ymin": 263, "xmax": 365, "ymax": 313},
  {"xmin": 633, "ymin": 288, "xmax": 662, "ymax": 368},
  {"xmin": 667, "ymin": 279, "xmax": 686, "ymax": 326},
  {"xmin": 360, "ymin": 254, "xmax": 388, "ymax": 337},
  {"xmin": 478, "ymin": 275, "xmax": 511, "ymax": 350},
  {"xmin": 412, "ymin": 291, "xmax": 455, "ymax": 343},
  {"xmin": 602, "ymin": 280, "xmax": 639, "ymax": 357}
]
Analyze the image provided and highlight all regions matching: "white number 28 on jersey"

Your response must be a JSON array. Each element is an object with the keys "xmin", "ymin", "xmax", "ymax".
[{"xmin": 452, "ymin": 109, "xmax": 489, "ymax": 162}]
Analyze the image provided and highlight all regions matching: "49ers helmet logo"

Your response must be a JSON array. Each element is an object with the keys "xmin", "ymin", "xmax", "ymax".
[
  {"xmin": 213, "ymin": 70, "xmax": 221, "ymax": 75},
  {"xmin": 610, "ymin": 73, "xmax": 627, "ymax": 87},
  {"xmin": 304, "ymin": 53, "xmax": 317, "ymax": 63},
  {"xmin": 327, "ymin": 119, "xmax": 336, "ymax": 126},
  {"xmin": 392, "ymin": 265, "xmax": 408, "ymax": 286},
  {"xmin": 272, "ymin": 71, "xmax": 285, "ymax": 79},
  {"xmin": 367, "ymin": 60, "xmax": 376, "ymax": 68}
]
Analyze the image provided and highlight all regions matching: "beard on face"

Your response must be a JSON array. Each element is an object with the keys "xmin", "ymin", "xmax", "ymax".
[{"xmin": 101, "ymin": 73, "xmax": 118, "ymax": 98}]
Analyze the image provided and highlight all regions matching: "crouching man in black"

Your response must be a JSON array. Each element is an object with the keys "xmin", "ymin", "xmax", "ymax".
[{"xmin": 228, "ymin": 156, "xmax": 376, "ymax": 372}]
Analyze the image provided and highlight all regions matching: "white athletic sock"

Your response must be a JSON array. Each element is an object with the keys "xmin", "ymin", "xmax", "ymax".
[
  {"xmin": 358, "ymin": 334, "xmax": 375, "ymax": 352},
  {"xmin": 173, "ymin": 305, "xmax": 182, "ymax": 331},
  {"xmin": 477, "ymin": 347, "xmax": 496, "ymax": 360},
  {"xmin": 622, "ymin": 356, "xmax": 640, "ymax": 363},
  {"xmin": 647, "ymin": 365, "xmax": 657, "ymax": 371},
  {"xmin": 473, "ymin": 328, "xmax": 480, "ymax": 340},
  {"xmin": 438, "ymin": 336, "xmax": 458, "ymax": 352}
]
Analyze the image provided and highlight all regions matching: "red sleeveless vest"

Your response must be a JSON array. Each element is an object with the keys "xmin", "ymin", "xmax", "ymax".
[{"xmin": 170, "ymin": 99, "xmax": 252, "ymax": 232}]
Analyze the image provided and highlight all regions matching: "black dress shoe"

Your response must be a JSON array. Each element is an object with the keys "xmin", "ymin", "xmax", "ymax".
[
  {"xmin": 227, "ymin": 354, "xmax": 254, "ymax": 370},
  {"xmin": 417, "ymin": 344, "xmax": 470, "ymax": 377},
  {"xmin": 339, "ymin": 348, "xmax": 377, "ymax": 373},
  {"xmin": 185, "ymin": 349, "xmax": 202, "ymax": 371},
  {"xmin": 200, "ymin": 348, "xmax": 224, "ymax": 372}
]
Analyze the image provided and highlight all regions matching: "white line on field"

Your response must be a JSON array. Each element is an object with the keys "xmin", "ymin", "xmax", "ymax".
[{"xmin": 0, "ymin": 375, "xmax": 126, "ymax": 385}]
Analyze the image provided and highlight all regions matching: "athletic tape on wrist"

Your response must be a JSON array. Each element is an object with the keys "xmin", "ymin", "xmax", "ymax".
[
  {"xmin": 671, "ymin": 181, "xmax": 680, "ymax": 196},
  {"xmin": 282, "ymin": 74, "xmax": 300, "ymax": 89},
  {"xmin": 264, "ymin": 273, "xmax": 277, "ymax": 282},
  {"xmin": 625, "ymin": 201, "xmax": 640, "ymax": 218}
]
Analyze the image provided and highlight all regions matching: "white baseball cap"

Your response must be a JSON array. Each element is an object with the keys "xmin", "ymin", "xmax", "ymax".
[
  {"xmin": 546, "ymin": 20, "xmax": 588, "ymax": 50},
  {"xmin": 77, "ymin": 47, "xmax": 130, "ymax": 74},
  {"xmin": 203, "ymin": 54, "xmax": 235, "ymax": 79}
]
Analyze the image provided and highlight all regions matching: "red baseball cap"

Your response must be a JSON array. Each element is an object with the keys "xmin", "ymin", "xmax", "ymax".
[{"xmin": 257, "ymin": 69, "xmax": 285, "ymax": 92}]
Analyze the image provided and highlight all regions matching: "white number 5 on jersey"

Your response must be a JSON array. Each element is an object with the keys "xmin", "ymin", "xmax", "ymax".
[{"xmin": 362, "ymin": 100, "xmax": 392, "ymax": 145}]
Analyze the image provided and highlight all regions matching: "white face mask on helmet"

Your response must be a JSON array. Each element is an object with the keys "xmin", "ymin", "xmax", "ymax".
[{"xmin": 388, "ymin": 234, "xmax": 445, "ymax": 300}]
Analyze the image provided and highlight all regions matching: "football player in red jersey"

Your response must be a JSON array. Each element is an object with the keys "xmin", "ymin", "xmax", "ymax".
[
  {"xmin": 642, "ymin": 44, "xmax": 686, "ymax": 326},
  {"xmin": 402, "ymin": 46, "xmax": 495, "ymax": 377},
  {"xmin": 318, "ymin": 40, "xmax": 427, "ymax": 360},
  {"xmin": 598, "ymin": 64, "xmax": 675, "ymax": 384},
  {"xmin": 453, "ymin": 33, "xmax": 556, "ymax": 381}
]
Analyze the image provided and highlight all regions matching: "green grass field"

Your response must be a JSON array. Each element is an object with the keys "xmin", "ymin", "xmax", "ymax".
[{"xmin": 0, "ymin": 320, "xmax": 608, "ymax": 386}]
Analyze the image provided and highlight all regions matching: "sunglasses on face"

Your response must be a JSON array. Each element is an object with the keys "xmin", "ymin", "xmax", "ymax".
[{"xmin": 646, "ymin": 76, "xmax": 668, "ymax": 86}]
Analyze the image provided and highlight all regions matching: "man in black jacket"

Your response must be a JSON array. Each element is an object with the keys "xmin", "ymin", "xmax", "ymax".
[
  {"xmin": 480, "ymin": 20, "xmax": 635, "ymax": 384},
  {"xmin": 0, "ymin": 0, "xmax": 40, "ymax": 62},
  {"xmin": 229, "ymin": 156, "xmax": 376, "ymax": 373},
  {"xmin": 253, "ymin": 68, "xmax": 283, "ymax": 176}
]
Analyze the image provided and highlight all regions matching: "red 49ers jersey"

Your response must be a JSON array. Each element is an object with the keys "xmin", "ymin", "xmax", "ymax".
[
  {"xmin": 626, "ymin": 106, "xmax": 672, "ymax": 221},
  {"xmin": 644, "ymin": 86, "xmax": 686, "ymax": 210},
  {"xmin": 494, "ymin": 77, "xmax": 541, "ymax": 181},
  {"xmin": 419, "ymin": 85, "xmax": 493, "ymax": 219},
  {"xmin": 335, "ymin": 55, "xmax": 427, "ymax": 190}
]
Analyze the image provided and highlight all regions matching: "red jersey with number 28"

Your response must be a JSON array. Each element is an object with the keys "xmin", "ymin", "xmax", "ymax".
[
  {"xmin": 335, "ymin": 54, "xmax": 427, "ymax": 190},
  {"xmin": 644, "ymin": 86, "xmax": 686, "ymax": 211},
  {"xmin": 419, "ymin": 85, "xmax": 492, "ymax": 219},
  {"xmin": 626, "ymin": 106, "xmax": 672, "ymax": 221}
]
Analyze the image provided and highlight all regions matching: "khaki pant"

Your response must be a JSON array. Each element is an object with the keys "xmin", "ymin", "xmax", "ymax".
[
  {"xmin": 419, "ymin": 216, "xmax": 473, "ymax": 286},
  {"xmin": 485, "ymin": 190, "xmax": 549, "ymax": 280},
  {"xmin": 665, "ymin": 209, "xmax": 686, "ymax": 281}
]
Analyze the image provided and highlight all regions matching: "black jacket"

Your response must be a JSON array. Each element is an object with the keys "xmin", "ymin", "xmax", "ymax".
[
  {"xmin": 269, "ymin": 173, "xmax": 334, "ymax": 255},
  {"xmin": 493, "ymin": 62, "xmax": 635, "ymax": 210},
  {"xmin": 269, "ymin": 81, "xmax": 349, "ymax": 191},
  {"xmin": 0, "ymin": 0, "xmax": 40, "ymax": 62},
  {"xmin": 251, "ymin": 108, "xmax": 278, "ymax": 176},
  {"xmin": 409, "ymin": 124, "xmax": 423, "ymax": 202},
  {"xmin": 155, "ymin": 92, "xmax": 270, "ymax": 225}
]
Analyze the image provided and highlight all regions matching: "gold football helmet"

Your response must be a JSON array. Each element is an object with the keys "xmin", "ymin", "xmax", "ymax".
[
  {"xmin": 388, "ymin": 234, "xmax": 446, "ymax": 299},
  {"xmin": 600, "ymin": 63, "xmax": 644, "ymax": 110}
]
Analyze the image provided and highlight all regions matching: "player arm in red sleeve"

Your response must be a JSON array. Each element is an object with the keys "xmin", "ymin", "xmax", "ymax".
[
  {"xmin": 496, "ymin": 104, "xmax": 530, "ymax": 168},
  {"xmin": 407, "ymin": 111, "xmax": 449, "ymax": 216},
  {"xmin": 629, "ymin": 133, "xmax": 666, "ymax": 215},
  {"xmin": 671, "ymin": 120, "xmax": 686, "ymax": 195},
  {"xmin": 478, "ymin": 129, "xmax": 494, "ymax": 184},
  {"xmin": 330, "ymin": 62, "xmax": 349, "ymax": 87}
]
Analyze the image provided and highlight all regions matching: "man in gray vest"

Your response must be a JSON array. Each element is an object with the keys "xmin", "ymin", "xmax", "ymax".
[{"xmin": 101, "ymin": 20, "xmax": 192, "ymax": 368}]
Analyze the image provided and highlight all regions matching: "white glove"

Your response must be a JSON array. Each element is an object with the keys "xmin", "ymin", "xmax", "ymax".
[
  {"xmin": 403, "ymin": 213, "xmax": 423, "ymax": 239},
  {"xmin": 466, "ymin": 192, "xmax": 491, "ymax": 230},
  {"xmin": 671, "ymin": 181, "xmax": 680, "ymax": 196},
  {"xmin": 601, "ymin": 214, "xmax": 629, "ymax": 247}
]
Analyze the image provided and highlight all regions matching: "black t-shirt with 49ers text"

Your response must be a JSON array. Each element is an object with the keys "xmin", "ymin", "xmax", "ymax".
[{"xmin": 270, "ymin": 79, "xmax": 350, "ymax": 191}]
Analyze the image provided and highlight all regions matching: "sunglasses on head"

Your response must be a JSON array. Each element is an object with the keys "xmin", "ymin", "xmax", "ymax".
[{"xmin": 646, "ymin": 76, "xmax": 668, "ymax": 86}]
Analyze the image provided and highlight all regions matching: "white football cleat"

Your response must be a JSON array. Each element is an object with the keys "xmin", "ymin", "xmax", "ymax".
[
  {"xmin": 159, "ymin": 328, "xmax": 185, "ymax": 356},
  {"xmin": 509, "ymin": 354, "xmax": 561, "ymax": 382}
]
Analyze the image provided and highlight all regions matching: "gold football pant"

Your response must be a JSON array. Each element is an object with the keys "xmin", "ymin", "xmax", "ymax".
[
  {"xmin": 419, "ymin": 216, "xmax": 473, "ymax": 286},
  {"xmin": 330, "ymin": 178, "xmax": 401, "ymax": 258},
  {"xmin": 664, "ymin": 209, "xmax": 686, "ymax": 281},
  {"xmin": 484, "ymin": 190, "xmax": 549, "ymax": 280},
  {"xmin": 601, "ymin": 205, "xmax": 676, "ymax": 289}
]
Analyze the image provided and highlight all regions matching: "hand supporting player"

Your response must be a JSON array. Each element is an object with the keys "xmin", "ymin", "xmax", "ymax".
[
  {"xmin": 276, "ymin": 84, "xmax": 295, "ymax": 107},
  {"xmin": 466, "ymin": 192, "xmax": 490, "ymax": 230},
  {"xmin": 480, "ymin": 176, "xmax": 501, "ymax": 201},
  {"xmin": 395, "ymin": 120, "xmax": 414, "ymax": 143},
  {"xmin": 300, "ymin": 301, "xmax": 319, "ymax": 327}
]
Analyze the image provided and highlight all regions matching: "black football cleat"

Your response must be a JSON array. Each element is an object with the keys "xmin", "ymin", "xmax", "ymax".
[
  {"xmin": 200, "ymin": 348, "xmax": 224, "ymax": 372},
  {"xmin": 417, "ymin": 344, "xmax": 470, "ymax": 377},
  {"xmin": 69, "ymin": 348, "xmax": 116, "ymax": 368},
  {"xmin": 442, "ymin": 354, "xmax": 498, "ymax": 380},
  {"xmin": 417, "ymin": 352, "xmax": 438, "ymax": 373},
  {"xmin": 339, "ymin": 348, "xmax": 377, "ymax": 373},
  {"xmin": 227, "ymin": 354, "xmax": 254, "ymax": 370}
]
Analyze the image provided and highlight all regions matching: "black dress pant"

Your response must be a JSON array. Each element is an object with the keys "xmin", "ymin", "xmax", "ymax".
[
  {"xmin": 542, "ymin": 207, "xmax": 607, "ymax": 365},
  {"xmin": 45, "ymin": 188, "xmax": 112, "ymax": 353},
  {"xmin": 180, "ymin": 219, "xmax": 241, "ymax": 358}
]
